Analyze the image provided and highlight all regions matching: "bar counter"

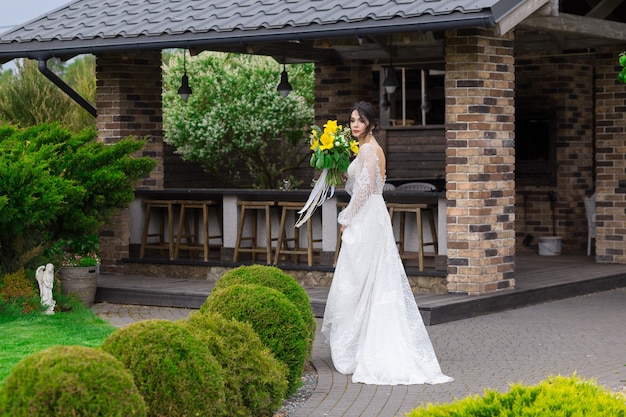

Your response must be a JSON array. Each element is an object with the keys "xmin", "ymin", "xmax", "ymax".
[{"xmin": 131, "ymin": 188, "xmax": 447, "ymax": 265}]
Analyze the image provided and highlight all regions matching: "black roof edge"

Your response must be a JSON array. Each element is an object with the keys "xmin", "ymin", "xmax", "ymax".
[{"xmin": 0, "ymin": 13, "xmax": 495, "ymax": 63}]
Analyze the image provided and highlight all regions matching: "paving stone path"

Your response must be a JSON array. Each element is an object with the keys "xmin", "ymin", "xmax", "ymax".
[{"xmin": 93, "ymin": 287, "xmax": 626, "ymax": 417}]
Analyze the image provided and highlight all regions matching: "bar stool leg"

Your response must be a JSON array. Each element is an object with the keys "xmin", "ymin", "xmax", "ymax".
[
  {"xmin": 202, "ymin": 203, "xmax": 209, "ymax": 261},
  {"xmin": 399, "ymin": 211, "xmax": 406, "ymax": 257},
  {"xmin": 274, "ymin": 205, "xmax": 289, "ymax": 265},
  {"xmin": 415, "ymin": 208, "xmax": 424, "ymax": 271},
  {"xmin": 427, "ymin": 208, "xmax": 438, "ymax": 251},
  {"xmin": 139, "ymin": 204, "xmax": 152, "ymax": 259},
  {"xmin": 174, "ymin": 205, "xmax": 185, "ymax": 260},
  {"xmin": 307, "ymin": 216, "xmax": 314, "ymax": 267},
  {"xmin": 233, "ymin": 205, "xmax": 247, "ymax": 262},
  {"xmin": 166, "ymin": 203, "xmax": 174, "ymax": 260},
  {"xmin": 264, "ymin": 205, "xmax": 272, "ymax": 263},
  {"xmin": 251, "ymin": 209, "xmax": 258, "ymax": 263},
  {"xmin": 334, "ymin": 227, "xmax": 342, "ymax": 267}
]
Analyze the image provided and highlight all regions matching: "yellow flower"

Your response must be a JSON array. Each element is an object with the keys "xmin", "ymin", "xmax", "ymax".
[
  {"xmin": 324, "ymin": 120, "xmax": 338, "ymax": 133},
  {"xmin": 310, "ymin": 139, "xmax": 320, "ymax": 150},
  {"xmin": 350, "ymin": 140, "xmax": 359, "ymax": 155},
  {"xmin": 319, "ymin": 132, "xmax": 334, "ymax": 150}
]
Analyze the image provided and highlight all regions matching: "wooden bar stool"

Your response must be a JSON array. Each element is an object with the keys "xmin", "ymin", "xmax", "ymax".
[
  {"xmin": 139, "ymin": 199, "xmax": 176, "ymax": 260},
  {"xmin": 273, "ymin": 202, "xmax": 321, "ymax": 267},
  {"xmin": 233, "ymin": 201, "xmax": 276, "ymax": 264},
  {"xmin": 174, "ymin": 200, "xmax": 222, "ymax": 261},
  {"xmin": 387, "ymin": 203, "xmax": 438, "ymax": 271},
  {"xmin": 333, "ymin": 202, "xmax": 348, "ymax": 267}
]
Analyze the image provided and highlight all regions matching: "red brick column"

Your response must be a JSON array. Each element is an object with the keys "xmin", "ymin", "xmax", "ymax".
[
  {"xmin": 594, "ymin": 47, "xmax": 626, "ymax": 263},
  {"xmin": 445, "ymin": 28, "xmax": 516, "ymax": 294},
  {"xmin": 96, "ymin": 51, "xmax": 164, "ymax": 274}
]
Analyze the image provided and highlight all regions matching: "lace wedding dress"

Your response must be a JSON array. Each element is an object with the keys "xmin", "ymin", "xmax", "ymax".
[{"xmin": 321, "ymin": 143, "xmax": 453, "ymax": 385}]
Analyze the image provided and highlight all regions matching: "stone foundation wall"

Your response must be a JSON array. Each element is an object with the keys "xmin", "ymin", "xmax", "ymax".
[{"xmin": 122, "ymin": 262, "xmax": 448, "ymax": 294}]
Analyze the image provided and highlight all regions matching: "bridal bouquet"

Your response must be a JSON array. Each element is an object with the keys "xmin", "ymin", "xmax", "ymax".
[{"xmin": 296, "ymin": 120, "xmax": 359, "ymax": 227}]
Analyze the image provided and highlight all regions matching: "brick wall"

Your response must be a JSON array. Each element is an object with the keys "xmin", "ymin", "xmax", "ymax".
[
  {"xmin": 96, "ymin": 51, "xmax": 164, "ymax": 274},
  {"xmin": 515, "ymin": 56, "xmax": 594, "ymax": 253},
  {"xmin": 444, "ymin": 28, "xmax": 516, "ymax": 294},
  {"xmin": 594, "ymin": 46, "xmax": 626, "ymax": 263},
  {"xmin": 314, "ymin": 62, "xmax": 375, "ymax": 124}
]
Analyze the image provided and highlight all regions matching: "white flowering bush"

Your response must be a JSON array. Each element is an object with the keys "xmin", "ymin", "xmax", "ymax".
[{"xmin": 163, "ymin": 51, "xmax": 314, "ymax": 189}]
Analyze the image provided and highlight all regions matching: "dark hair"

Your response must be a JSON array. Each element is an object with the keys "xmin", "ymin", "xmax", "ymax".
[{"xmin": 348, "ymin": 101, "xmax": 378, "ymax": 135}]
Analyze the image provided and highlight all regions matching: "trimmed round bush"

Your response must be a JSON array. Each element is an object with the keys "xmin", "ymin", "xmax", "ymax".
[
  {"xmin": 0, "ymin": 345, "xmax": 147, "ymax": 417},
  {"xmin": 181, "ymin": 311, "xmax": 288, "ymax": 417},
  {"xmin": 201, "ymin": 283, "xmax": 308, "ymax": 395},
  {"xmin": 216, "ymin": 265, "xmax": 316, "ymax": 356},
  {"xmin": 101, "ymin": 319, "xmax": 225, "ymax": 417},
  {"xmin": 406, "ymin": 374, "xmax": 626, "ymax": 416}
]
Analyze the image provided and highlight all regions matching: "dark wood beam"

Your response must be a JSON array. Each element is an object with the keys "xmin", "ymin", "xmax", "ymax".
[
  {"xmin": 518, "ymin": 12, "xmax": 626, "ymax": 41},
  {"xmin": 191, "ymin": 42, "xmax": 338, "ymax": 63},
  {"xmin": 586, "ymin": 0, "xmax": 623, "ymax": 19}
]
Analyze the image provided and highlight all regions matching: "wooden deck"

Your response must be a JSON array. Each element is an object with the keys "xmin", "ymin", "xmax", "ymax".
[{"xmin": 95, "ymin": 253, "xmax": 626, "ymax": 325}]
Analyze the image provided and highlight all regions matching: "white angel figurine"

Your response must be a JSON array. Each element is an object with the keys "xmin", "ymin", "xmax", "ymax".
[{"xmin": 36, "ymin": 263, "xmax": 56, "ymax": 315}]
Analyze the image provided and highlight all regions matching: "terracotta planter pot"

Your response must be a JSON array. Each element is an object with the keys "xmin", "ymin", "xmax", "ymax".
[{"xmin": 58, "ymin": 265, "xmax": 99, "ymax": 307}]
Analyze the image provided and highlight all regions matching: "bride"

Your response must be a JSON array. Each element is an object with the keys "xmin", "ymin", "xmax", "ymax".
[{"xmin": 321, "ymin": 101, "xmax": 453, "ymax": 385}]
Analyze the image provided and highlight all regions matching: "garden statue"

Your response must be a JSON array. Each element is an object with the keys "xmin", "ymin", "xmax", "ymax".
[{"xmin": 36, "ymin": 263, "xmax": 56, "ymax": 315}]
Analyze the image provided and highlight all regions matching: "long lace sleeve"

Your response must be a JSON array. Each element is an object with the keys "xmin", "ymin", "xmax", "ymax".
[{"xmin": 337, "ymin": 143, "xmax": 380, "ymax": 226}]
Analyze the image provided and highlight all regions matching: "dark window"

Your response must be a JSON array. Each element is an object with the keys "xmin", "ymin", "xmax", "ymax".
[
  {"xmin": 380, "ymin": 67, "xmax": 445, "ymax": 126},
  {"xmin": 515, "ymin": 116, "xmax": 556, "ymax": 185}
]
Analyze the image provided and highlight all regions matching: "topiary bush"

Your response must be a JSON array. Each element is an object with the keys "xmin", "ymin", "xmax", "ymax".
[
  {"xmin": 215, "ymin": 264, "xmax": 316, "ymax": 357},
  {"xmin": 181, "ymin": 311, "xmax": 289, "ymax": 417},
  {"xmin": 0, "ymin": 345, "xmax": 147, "ymax": 417},
  {"xmin": 201, "ymin": 283, "xmax": 308, "ymax": 395},
  {"xmin": 406, "ymin": 374, "xmax": 626, "ymax": 417},
  {"xmin": 101, "ymin": 319, "xmax": 225, "ymax": 417}
]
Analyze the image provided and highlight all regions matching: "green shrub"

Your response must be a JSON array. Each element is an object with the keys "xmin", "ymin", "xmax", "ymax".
[
  {"xmin": 216, "ymin": 264, "xmax": 316, "ymax": 356},
  {"xmin": 101, "ymin": 319, "xmax": 225, "ymax": 417},
  {"xmin": 0, "ymin": 123, "xmax": 156, "ymax": 275},
  {"xmin": 0, "ymin": 268, "xmax": 40, "ymax": 314},
  {"xmin": 406, "ymin": 374, "xmax": 626, "ymax": 417},
  {"xmin": 0, "ymin": 345, "xmax": 146, "ymax": 417},
  {"xmin": 181, "ymin": 311, "xmax": 288, "ymax": 417},
  {"xmin": 201, "ymin": 283, "xmax": 308, "ymax": 395}
]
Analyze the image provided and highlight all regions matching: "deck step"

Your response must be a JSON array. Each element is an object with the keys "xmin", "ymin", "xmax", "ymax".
[{"xmin": 95, "ymin": 255, "xmax": 626, "ymax": 325}]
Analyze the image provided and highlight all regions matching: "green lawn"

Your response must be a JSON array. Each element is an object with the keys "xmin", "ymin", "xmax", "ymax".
[{"xmin": 0, "ymin": 303, "xmax": 115, "ymax": 383}]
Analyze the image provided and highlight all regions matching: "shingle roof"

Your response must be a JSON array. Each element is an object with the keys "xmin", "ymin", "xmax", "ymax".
[{"xmin": 0, "ymin": 0, "xmax": 524, "ymax": 61}]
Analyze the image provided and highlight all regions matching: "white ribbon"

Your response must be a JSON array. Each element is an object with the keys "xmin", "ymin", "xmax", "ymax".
[{"xmin": 295, "ymin": 168, "xmax": 335, "ymax": 228}]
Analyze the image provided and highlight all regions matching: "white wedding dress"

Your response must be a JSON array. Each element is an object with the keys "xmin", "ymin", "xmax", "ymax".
[{"xmin": 321, "ymin": 143, "xmax": 453, "ymax": 385}]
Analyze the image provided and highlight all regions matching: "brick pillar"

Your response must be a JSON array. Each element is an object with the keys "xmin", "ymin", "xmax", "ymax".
[
  {"xmin": 312, "ymin": 60, "xmax": 373, "ymax": 264},
  {"xmin": 314, "ymin": 62, "xmax": 373, "ymax": 124},
  {"xmin": 445, "ymin": 28, "xmax": 516, "ymax": 294},
  {"xmin": 96, "ymin": 51, "xmax": 164, "ymax": 274},
  {"xmin": 594, "ymin": 47, "xmax": 626, "ymax": 263}
]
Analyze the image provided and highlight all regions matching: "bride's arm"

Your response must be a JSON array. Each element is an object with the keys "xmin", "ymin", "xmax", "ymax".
[{"xmin": 337, "ymin": 144, "xmax": 379, "ymax": 227}]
